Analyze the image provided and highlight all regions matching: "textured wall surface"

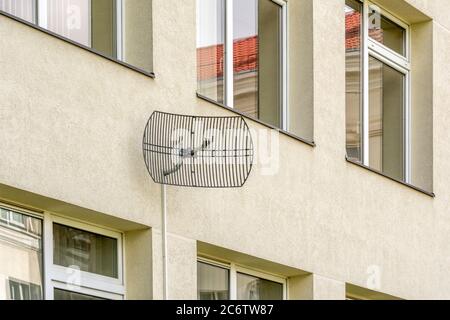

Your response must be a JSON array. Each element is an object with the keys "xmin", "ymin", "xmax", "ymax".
[{"xmin": 0, "ymin": 0, "xmax": 449, "ymax": 299}]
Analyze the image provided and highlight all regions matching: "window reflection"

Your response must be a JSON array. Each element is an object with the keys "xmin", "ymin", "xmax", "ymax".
[
  {"xmin": 42, "ymin": 0, "xmax": 91, "ymax": 47},
  {"xmin": 0, "ymin": 0, "xmax": 153, "ymax": 73},
  {"xmin": 233, "ymin": 0, "xmax": 258, "ymax": 118},
  {"xmin": 196, "ymin": 0, "xmax": 225, "ymax": 104},
  {"xmin": 53, "ymin": 223, "xmax": 118, "ymax": 278},
  {"xmin": 237, "ymin": 273, "xmax": 283, "ymax": 300},
  {"xmin": 369, "ymin": 6, "xmax": 406, "ymax": 56},
  {"xmin": 345, "ymin": 0, "xmax": 363, "ymax": 162},
  {"xmin": 197, "ymin": 262, "xmax": 230, "ymax": 300},
  {"xmin": 0, "ymin": 208, "xmax": 43, "ymax": 300},
  {"xmin": 197, "ymin": 0, "xmax": 283, "ymax": 129},
  {"xmin": 233, "ymin": 0, "xmax": 282, "ymax": 127},
  {"xmin": 0, "ymin": 0, "xmax": 35, "ymax": 23}
]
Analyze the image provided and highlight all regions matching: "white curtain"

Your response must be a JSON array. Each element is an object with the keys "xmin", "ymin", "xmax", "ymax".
[
  {"xmin": 41, "ymin": 0, "xmax": 90, "ymax": 46},
  {"xmin": 0, "ymin": 0, "xmax": 35, "ymax": 23}
]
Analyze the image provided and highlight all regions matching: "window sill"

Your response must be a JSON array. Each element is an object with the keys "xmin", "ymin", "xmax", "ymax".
[
  {"xmin": 197, "ymin": 93, "xmax": 316, "ymax": 147},
  {"xmin": 346, "ymin": 157, "xmax": 435, "ymax": 198},
  {"xmin": 0, "ymin": 11, "xmax": 155, "ymax": 79}
]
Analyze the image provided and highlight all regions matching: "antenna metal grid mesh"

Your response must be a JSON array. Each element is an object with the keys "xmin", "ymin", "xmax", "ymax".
[{"xmin": 143, "ymin": 111, "xmax": 254, "ymax": 188}]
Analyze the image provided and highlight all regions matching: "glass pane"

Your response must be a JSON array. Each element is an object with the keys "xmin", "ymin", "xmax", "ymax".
[
  {"xmin": 258, "ymin": 0, "xmax": 281, "ymax": 127},
  {"xmin": 9, "ymin": 281, "xmax": 21, "ymax": 300},
  {"xmin": 0, "ymin": 0, "xmax": 35, "ymax": 23},
  {"xmin": 44, "ymin": 0, "xmax": 116, "ymax": 54},
  {"xmin": 11, "ymin": 212, "xmax": 25, "ymax": 228},
  {"xmin": 0, "ymin": 208, "xmax": 8, "ymax": 220},
  {"xmin": 345, "ymin": 0, "xmax": 363, "ymax": 162},
  {"xmin": 233, "ymin": 0, "xmax": 258, "ymax": 118},
  {"xmin": 237, "ymin": 273, "xmax": 283, "ymax": 300},
  {"xmin": 0, "ymin": 209, "xmax": 43, "ymax": 300},
  {"xmin": 369, "ymin": 6, "xmax": 405, "ymax": 56},
  {"xmin": 196, "ymin": 0, "xmax": 225, "ymax": 104},
  {"xmin": 54, "ymin": 288, "xmax": 105, "ymax": 300},
  {"xmin": 20, "ymin": 283, "xmax": 30, "ymax": 300},
  {"xmin": 44, "ymin": 0, "xmax": 91, "ymax": 47},
  {"xmin": 53, "ymin": 223, "xmax": 119, "ymax": 278},
  {"xmin": 30, "ymin": 284, "xmax": 42, "ymax": 300},
  {"xmin": 233, "ymin": 0, "xmax": 282, "ymax": 128},
  {"xmin": 91, "ymin": 0, "xmax": 116, "ymax": 57},
  {"xmin": 197, "ymin": 262, "xmax": 229, "ymax": 300},
  {"xmin": 369, "ymin": 56, "xmax": 404, "ymax": 180}
]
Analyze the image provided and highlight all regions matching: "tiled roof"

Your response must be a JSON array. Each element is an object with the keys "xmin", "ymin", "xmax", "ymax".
[
  {"xmin": 345, "ymin": 11, "xmax": 361, "ymax": 50},
  {"xmin": 197, "ymin": 36, "xmax": 258, "ymax": 81},
  {"xmin": 198, "ymin": 12, "xmax": 373, "ymax": 81}
]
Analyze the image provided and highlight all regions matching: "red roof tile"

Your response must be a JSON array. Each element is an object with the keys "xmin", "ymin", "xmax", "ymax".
[
  {"xmin": 197, "ymin": 12, "xmax": 378, "ymax": 81},
  {"xmin": 197, "ymin": 36, "xmax": 259, "ymax": 81}
]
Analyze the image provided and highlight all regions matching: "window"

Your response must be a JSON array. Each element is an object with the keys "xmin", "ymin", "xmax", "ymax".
[
  {"xmin": 237, "ymin": 273, "xmax": 283, "ymax": 300},
  {"xmin": 197, "ymin": 258, "xmax": 286, "ymax": 300},
  {"xmin": 197, "ymin": 0, "xmax": 287, "ymax": 130},
  {"xmin": 47, "ymin": 215, "xmax": 124, "ymax": 300},
  {"xmin": 0, "ymin": 207, "xmax": 43, "ymax": 300},
  {"xmin": 0, "ymin": 0, "xmax": 153, "ymax": 74},
  {"xmin": 0, "ymin": 203, "xmax": 125, "ymax": 300},
  {"xmin": 0, "ymin": 208, "xmax": 8, "ymax": 221},
  {"xmin": 197, "ymin": 261, "xmax": 230, "ymax": 300},
  {"xmin": 53, "ymin": 223, "xmax": 118, "ymax": 278},
  {"xmin": 9, "ymin": 279, "xmax": 42, "ymax": 300},
  {"xmin": 346, "ymin": 0, "xmax": 411, "ymax": 183}
]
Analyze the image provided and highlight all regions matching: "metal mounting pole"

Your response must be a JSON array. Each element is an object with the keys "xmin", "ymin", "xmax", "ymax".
[{"xmin": 161, "ymin": 183, "xmax": 168, "ymax": 300}]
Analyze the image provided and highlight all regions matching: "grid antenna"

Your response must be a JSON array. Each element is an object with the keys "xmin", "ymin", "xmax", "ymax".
[{"xmin": 143, "ymin": 111, "xmax": 254, "ymax": 188}]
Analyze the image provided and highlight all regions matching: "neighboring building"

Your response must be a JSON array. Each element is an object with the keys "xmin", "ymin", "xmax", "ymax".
[{"xmin": 0, "ymin": 0, "xmax": 448, "ymax": 300}]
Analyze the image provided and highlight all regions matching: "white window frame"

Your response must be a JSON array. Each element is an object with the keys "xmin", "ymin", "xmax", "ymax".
[
  {"xmin": 221, "ymin": 0, "xmax": 288, "ymax": 130},
  {"xmin": 359, "ymin": 0, "xmax": 411, "ymax": 182},
  {"xmin": 1, "ymin": 203, "xmax": 125, "ymax": 301},
  {"xmin": 116, "ymin": 0, "xmax": 123, "ymax": 60},
  {"xmin": 197, "ymin": 257, "xmax": 287, "ymax": 300},
  {"xmin": 7, "ymin": 278, "xmax": 42, "ymax": 300},
  {"xmin": 0, "ymin": 205, "xmax": 42, "ymax": 237},
  {"xmin": 43, "ymin": 213, "xmax": 125, "ymax": 300}
]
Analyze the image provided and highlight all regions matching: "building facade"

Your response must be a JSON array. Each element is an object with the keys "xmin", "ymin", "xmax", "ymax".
[{"xmin": 0, "ymin": 0, "xmax": 449, "ymax": 300}]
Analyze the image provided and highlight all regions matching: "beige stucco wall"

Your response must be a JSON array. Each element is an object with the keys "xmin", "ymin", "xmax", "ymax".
[
  {"xmin": 0, "ymin": 0, "xmax": 449, "ymax": 299},
  {"xmin": 124, "ymin": 229, "xmax": 153, "ymax": 300}
]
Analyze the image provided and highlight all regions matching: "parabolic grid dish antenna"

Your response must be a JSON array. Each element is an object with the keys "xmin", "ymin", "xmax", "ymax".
[
  {"xmin": 142, "ymin": 111, "xmax": 254, "ymax": 299},
  {"xmin": 143, "ymin": 111, "xmax": 254, "ymax": 188}
]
